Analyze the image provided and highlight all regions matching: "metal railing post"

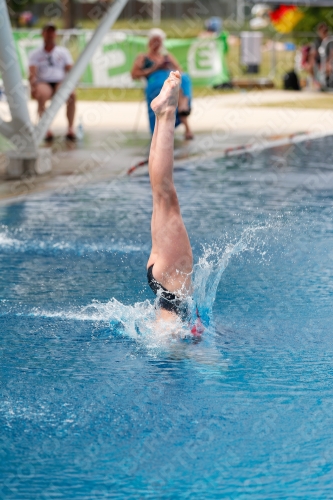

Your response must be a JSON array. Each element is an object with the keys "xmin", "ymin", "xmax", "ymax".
[
  {"xmin": 0, "ymin": 0, "xmax": 36, "ymax": 153},
  {"xmin": 0, "ymin": 116, "xmax": 14, "ymax": 141},
  {"xmin": 271, "ymin": 34, "xmax": 276, "ymax": 79}
]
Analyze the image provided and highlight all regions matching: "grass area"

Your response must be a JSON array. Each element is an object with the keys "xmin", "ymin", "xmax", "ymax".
[
  {"xmin": 76, "ymin": 86, "xmax": 236, "ymax": 101},
  {"xmin": 35, "ymin": 18, "xmax": 206, "ymax": 39},
  {"xmin": 32, "ymin": 14, "xmax": 278, "ymax": 38},
  {"xmin": 251, "ymin": 95, "xmax": 333, "ymax": 109},
  {"xmin": 29, "ymin": 17, "xmax": 302, "ymax": 90},
  {"xmin": 76, "ymin": 88, "xmax": 144, "ymax": 102},
  {"xmin": 75, "ymin": 87, "xmax": 333, "ymax": 108},
  {"xmin": 225, "ymin": 44, "xmax": 298, "ymax": 90}
]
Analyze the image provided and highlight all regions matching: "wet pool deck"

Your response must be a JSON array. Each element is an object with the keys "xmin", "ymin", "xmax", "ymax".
[{"xmin": 1, "ymin": 90, "xmax": 333, "ymax": 202}]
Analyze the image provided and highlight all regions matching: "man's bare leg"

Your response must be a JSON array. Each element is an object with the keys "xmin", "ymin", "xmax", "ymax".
[
  {"xmin": 147, "ymin": 71, "xmax": 193, "ymax": 298},
  {"xmin": 180, "ymin": 115, "xmax": 194, "ymax": 141},
  {"xmin": 34, "ymin": 82, "xmax": 53, "ymax": 139},
  {"xmin": 178, "ymin": 91, "xmax": 194, "ymax": 140},
  {"xmin": 66, "ymin": 93, "xmax": 76, "ymax": 136},
  {"xmin": 54, "ymin": 83, "xmax": 76, "ymax": 137}
]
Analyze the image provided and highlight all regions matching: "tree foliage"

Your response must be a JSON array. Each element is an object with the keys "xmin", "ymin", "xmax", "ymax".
[
  {"xmin": 6, "ymin": 0, "xmax": 32, "ymax": 15},
  {"xmin": 295, "ymin": 7, "xmax": 333, "ymax": 33}
]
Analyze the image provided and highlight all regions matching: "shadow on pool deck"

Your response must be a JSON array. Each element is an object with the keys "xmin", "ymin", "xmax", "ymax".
[
  {"xmin": 0, "ymin": 129, "xmax": 262, "ymax": 202},
  {"xmin": 2, "ymin": 89, "xmax": 333, "ymax": 202}
]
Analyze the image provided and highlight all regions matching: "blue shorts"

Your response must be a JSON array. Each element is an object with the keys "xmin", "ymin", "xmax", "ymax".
[{"xmin": 146, "ymin": 70, "xmax": 192, "ymax": 134}]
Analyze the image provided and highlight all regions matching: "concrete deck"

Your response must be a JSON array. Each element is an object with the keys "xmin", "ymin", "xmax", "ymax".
[{"xmin": 0, "ymin": 90, "xmax": 332, "ymax": 202}]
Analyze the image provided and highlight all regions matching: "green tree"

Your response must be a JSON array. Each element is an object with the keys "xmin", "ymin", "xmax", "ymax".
[
  {"xmin": 6, "ymin": 0, "xmax": 34, "ymax": 27},
  {"xmin": 295, "ymin": 7, "xmax": 333, "ymax": 33}
]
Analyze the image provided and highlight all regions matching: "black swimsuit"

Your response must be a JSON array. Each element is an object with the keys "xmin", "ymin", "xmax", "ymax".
[
  {"xmin": 147, "ymin": 265, "xmax": 189, "ymax": 319},
  {"xmin": 46, "ymin": 82, "xmax": 59, "ymax": 91}
]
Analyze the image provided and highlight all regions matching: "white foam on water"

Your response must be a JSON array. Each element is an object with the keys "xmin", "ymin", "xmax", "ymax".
[
  {"xmin": 0, "ymin": 232, "xmax": 22, "ymax": 249},
  {"xmin": 29, "ymin": 298, "xmax": 196, "ymax": 350},
  {"xmin": 0, "ymin": 231, "xmax": 143, "ymax": 255},
  {"xmin": 31, "ymin": 298, "xmax": 154, "ymax": 330}
]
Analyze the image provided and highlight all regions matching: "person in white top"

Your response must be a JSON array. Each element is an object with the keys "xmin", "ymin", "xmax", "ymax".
[{"xmin": 28, "ymin": 23, "xmax": 76, "ymax": 142}]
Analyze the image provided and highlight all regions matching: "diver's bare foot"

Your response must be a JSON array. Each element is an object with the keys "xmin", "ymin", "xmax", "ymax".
[
  {"xmin": 151, "ymin": 71, "xmax": 181, "ymax": 118},
  {"xmin": 44, "ymin": 130, "xmax": 54, "ymax": 143}
]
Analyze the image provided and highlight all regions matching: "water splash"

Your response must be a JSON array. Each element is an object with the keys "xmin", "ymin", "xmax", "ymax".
[
  {"xmin": 25, "ymin": 223, "xmax": 275, "ymax": 350},
  {"xmin": 193, "ymin": 224, "xmax": 276, "ymax": 324},
  {"xmin": 28, "ymin": 299, "xmax": 193, "ymax": 354},
  {"xmin": 30, "ymin": 298, "xmax": 155, "ymax": 337}
]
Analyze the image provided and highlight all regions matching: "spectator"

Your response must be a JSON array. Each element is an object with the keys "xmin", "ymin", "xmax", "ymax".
[
  {"xmin": 199, "ymin": 17, "xmax": 223, "ymax": 38},
  {"xmin": 131, "ymin": 28, "xmax": 193, "ymax": 140},
  {"xmin": 309, "ymin": 22, "xmax": 333, "ymax": 88},
  {"xmin": 28, "ymin": 23, "xmax": 76, "ymax": 142}
]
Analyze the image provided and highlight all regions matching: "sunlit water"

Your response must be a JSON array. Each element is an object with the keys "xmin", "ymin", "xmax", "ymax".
[{"xmin": 1, "ymin": 137, "xmax": 333, "ymax": 498}]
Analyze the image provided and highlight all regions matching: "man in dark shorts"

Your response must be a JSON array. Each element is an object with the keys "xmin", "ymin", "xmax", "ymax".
[{"xmin": 28, "ymin": 23, "xmax": 76, "ymax": 141}]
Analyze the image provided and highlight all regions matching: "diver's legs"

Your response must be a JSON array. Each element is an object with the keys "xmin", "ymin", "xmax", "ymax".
[{"xmin": 147, "ymin": 71, "xmax": 193, "ymax": 295}]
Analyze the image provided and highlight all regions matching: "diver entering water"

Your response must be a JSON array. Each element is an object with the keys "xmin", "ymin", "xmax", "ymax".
[
  {"xmin": 147, "ymin": 264, "xmax": 189, "ymax": 320},
  {"xmin": 146, "ymin": 71, "xmax": 202, "ymax": 335}
]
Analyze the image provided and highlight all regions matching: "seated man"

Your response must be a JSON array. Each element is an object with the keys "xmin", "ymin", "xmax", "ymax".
[{"xmin": 28, "ymin": 23, "xmax": 76, "ymax": 142}]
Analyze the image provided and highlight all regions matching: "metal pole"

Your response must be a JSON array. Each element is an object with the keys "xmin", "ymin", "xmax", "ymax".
[
  {"xmin": 237, "ymin": 0, "xmax": 245, "ymax": 26},
  {"xmin": 152, "ymin": 0, "xmax": 161, "ymax": 25},
  {"xmin": 35, "ymin": 0, "xmax": 128, "ymax": 145},
  {"xmin": 0, "ymin": 117, "xmax": 14, "ymax": 140},
  {"xmin": 271, "ymin": 34, "xmax": 276, "ymax": 79},
  {"xmin": 0, "ymin": 0, "xmax": 36, "ymax": 152}
]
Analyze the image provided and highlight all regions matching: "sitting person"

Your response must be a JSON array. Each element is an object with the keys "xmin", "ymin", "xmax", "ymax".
[
  {"xmin": 131, "ymin": 28, "xmax": 194, "ymax": 140},
  {"xmin": 28, "ymin": 23, "xmax": 76, "ymax": 142}
]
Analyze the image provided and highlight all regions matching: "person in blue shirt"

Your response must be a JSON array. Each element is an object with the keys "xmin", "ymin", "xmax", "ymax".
[{"xmin": 131, "ymin": 28, "xmax": 193, "ymax": 140}]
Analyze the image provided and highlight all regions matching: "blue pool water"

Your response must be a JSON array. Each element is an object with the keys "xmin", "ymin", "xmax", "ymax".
[{"xmin": 1, "ymin": 137, "xmax": 333, "ymax": 498}]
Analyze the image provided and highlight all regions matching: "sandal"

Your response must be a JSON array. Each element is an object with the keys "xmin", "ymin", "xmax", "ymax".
[
  {"xmin": 44, "ymin": 133, "xmax": 54, "ymax": 143},
  {"xmin": 178, "ymin": 109, "xmax": 191, "ymax": 117},
  {"xmin": 65, "ymin": 133, "xmax": 77, "ymax": 142}
]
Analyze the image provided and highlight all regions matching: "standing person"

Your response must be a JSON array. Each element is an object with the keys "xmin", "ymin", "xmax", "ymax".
[
  {"xmin": 131, "ymin": 29, "xmax": 194, "ymax": 140},
  {"xmin": 309, "ymin": 22, "xmax": 333, "ymax": 88},
  {"xmin": 199, "ymin": 16, "xmax": 222, "ymax": 38},
  {"xmin": 313, "ymin": 22, "xmax": 329, "ymax": 67},
  {"xmin": 28, "ymin": 23, "xmax": 76, "ymax": 142},
  {"xmin": 147, "ymin": 70, "xmax": 202, "ymax": 335}
]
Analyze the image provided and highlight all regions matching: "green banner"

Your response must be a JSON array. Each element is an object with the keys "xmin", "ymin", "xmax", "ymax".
[{"xmin": 12, "ymin": 30, "xmax": 230, "ymax": 87}]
